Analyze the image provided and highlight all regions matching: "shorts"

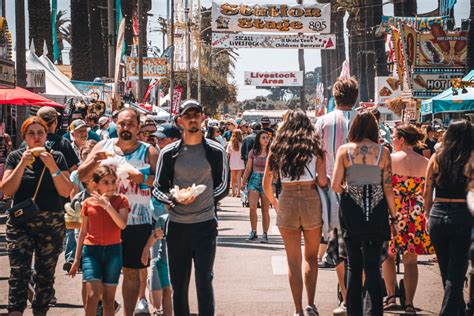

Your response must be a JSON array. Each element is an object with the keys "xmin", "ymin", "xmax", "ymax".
[
  {"xmin": 149, "ymin": 239, "xmax": 171, "ymax": 290},
  {"xmin": 121, "ymin": 223, "xmax": 153, "ymax": 269},
  {"xmin": 82, "ymin": 243, "xmax": 122, "ymax": 285},
  {"xmin": 277, "ymin": 185, "xmax": 322, "ymax": 230},
  {"xmin": 248, "ymin": 173, "xmax": 264, "ymax": 193}
]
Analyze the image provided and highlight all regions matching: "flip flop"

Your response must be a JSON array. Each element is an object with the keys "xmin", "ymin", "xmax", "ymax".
[
  {"xmin": 405, "ymin": 304, "xmax": 417, "ymax": 315},
  {"xmin": 383, "ymin": 295, "xmax": 397, "ymax": 310}
]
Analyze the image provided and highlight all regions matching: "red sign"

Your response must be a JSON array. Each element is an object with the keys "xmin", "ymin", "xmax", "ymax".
[{"xmin": 171, "ymin": 86, "xmax": 183, "ymax": 115}]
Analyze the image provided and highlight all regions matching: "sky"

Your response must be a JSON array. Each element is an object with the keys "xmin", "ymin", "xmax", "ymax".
[{"xmin": 5, "ymin": 0, "xmax": 472, "ymax": 101}]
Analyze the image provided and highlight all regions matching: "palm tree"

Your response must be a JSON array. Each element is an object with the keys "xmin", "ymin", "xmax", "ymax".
[
  {"xmin": 157, "ymin": 16, "xmax": 168, "ymax": 52},
  {"xmin": 60, "ymin": 23, "xmax": 72, "ymax": 46},
  {"xmin": 89, "ymin": 0, "xmax": 107, "ymax": 77},
  {"xmin": 71, "ymin": 0, "xmax": 92, "ymax": 80},
  {"xmin": 55, "ymin": 10, "xmax": 70, "ymax": 64},
  {"xmin": 28, "ymin": 0, "xmax": 53, "ymax": 59}
]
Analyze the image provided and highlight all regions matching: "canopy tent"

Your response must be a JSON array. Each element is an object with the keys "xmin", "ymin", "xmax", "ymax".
[
  {"xmin": 421, "ymin": 70, "xmax": 474, "ymax": 117},
  {"xmin": 38, "ymin": 54, "xmax": 84, "ymax": 97},
  {"xmin": 0, "ymin": 86, "xmax": 64, "ymax": 107},
  {"xmin": 149, "ymin": 107, "xmax": 171, "ymax": 121}
]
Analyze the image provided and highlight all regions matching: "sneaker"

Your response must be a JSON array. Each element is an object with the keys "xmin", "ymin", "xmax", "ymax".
[
  {"xmin": 134, "ymin": 298, "xmax": 150, "ymax": 315},
  {"xmin": 318, "ymin": 260, "xmax": 335, "ymax": 269},
  {"xmin": 333, "ymin": 303, "xmax": 347, "ymax": 316},
  {"xmin": 260, "ymin": 233, "xmax": 269, "ymax": 243},
  {"xmin": 304, "ymin": 305, "xmax": 319, "ymax": 316},
  {"xmin": 246, "ymin": 230, "xmax": 258, "ymax": 242},
  {"xmin": 63, "ymin": 262, "xmax": 72, "ymax": 272},
  {"xmin": 114, "ymin": 300, "xmax": 121, "ymax": 314}
]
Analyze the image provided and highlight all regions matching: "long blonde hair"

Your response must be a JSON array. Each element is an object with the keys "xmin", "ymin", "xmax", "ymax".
[{"xmin": 230, "ymin": 129, "xmax": 243, "ymax": 151}]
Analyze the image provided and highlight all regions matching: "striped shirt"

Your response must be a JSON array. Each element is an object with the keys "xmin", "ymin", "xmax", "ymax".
[{"xmin": 315, "ymin": 109, "xmax": 356, "ymax": 178}]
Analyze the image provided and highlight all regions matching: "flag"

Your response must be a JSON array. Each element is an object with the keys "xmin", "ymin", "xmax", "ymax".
[
  {"xmin": 51, "ymin": 0, "xmax": 60, "ymax": 62},
  {"xmin": 401, "ymin": 23, "xmax": 417, "ymax": 70},
  {"xmin": 114, "ymin": 18, "xmax": 126, "ymax": 85},
  {"xmin": 339, "ymin": 60, "xmax": 350, "ymax": 78},
  {"xmin": 115, "ymin": 0, "xmax": 126, "ymax": 59},
  {"xmin": 171, "ymin": 86, "xmax": 184, "ymax": 115},
  {"xmin": 143, "ymin": 79, "xmax": 159, "ymax": 101},
  {"xmin": 161, "ymin": 45, "xmax": 175, "ymax": 61}
]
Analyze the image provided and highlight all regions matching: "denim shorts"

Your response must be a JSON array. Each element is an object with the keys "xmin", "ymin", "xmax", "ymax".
[
  {"xmin": 82, "ymin": 243, "xmax": 122, "ymax": 285},
  {"xmin": 248, "ymin": 173, "xmax": 264, "ymax": 193}
]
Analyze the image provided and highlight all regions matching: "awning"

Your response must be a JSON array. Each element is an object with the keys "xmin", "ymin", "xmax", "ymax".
[{"xmin": 0, "ymin": 86, "xmax": 64, "ymax": 108}]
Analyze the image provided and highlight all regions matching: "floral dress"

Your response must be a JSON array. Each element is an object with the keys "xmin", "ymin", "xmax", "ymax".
[{"xmin": 388, "ymin": 174, "xmax": 435, "ymax": 255}]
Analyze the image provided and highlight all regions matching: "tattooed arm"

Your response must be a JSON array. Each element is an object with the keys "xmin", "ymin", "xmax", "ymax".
[
  {"xmin": 423, "ymin": 154, "xmax": 437, "ymax": 216},
  {"xmin": 382, "ymin": 148, "xmax": 397, "ymax": 219},
  {"xmin": 331, "ymin": 145, "xmax": 346, "ymax": 194}
]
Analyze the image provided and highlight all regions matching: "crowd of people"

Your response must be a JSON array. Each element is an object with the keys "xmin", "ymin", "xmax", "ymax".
[{"xmin": 0, "ymin": 76, "xmax": 473, "ymax": 316}]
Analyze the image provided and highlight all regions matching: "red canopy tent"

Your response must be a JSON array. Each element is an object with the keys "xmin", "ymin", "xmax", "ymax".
[{"xmin": 0, "ymin": 86, "xmax": 64, "ymax": 108}]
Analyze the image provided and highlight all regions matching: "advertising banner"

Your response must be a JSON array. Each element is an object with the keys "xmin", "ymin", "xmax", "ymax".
[
  {"xmin": 402, "ymin": 23, "xmax": 417, "ymax": 70},
  {"xmin": 374, "ymin": 76, "xmax": 403, "ymax": 105},
  {"xmin": 412, "ymin": 67, "xmax": 465, "ymax": 98},
  {"xmin": 212, "ymin": 2, "xmax": 331, "ymax": 34},
  {"xmin": 212, "ymin": 33, "xmax": 336, "ymax": 49},
  {"xmin": 416, "ymin": 27, "xmax": 468, "ymax": 68},
  {"xmin": 126, "ymin": 57, "xmax": 168, "ymax": 80},
  {"xmin": 171, "ymin": 86, "xmax": 184, "ymax": 115},
  {"xmin": 244, "ymin": 71, "xmax": 303, "ymax": 87},
  {"xmin": 391, "ymin": 28, "xmax": 405, "ymax": 85},
  {"xmin": 381, "ymin": 16, "xmax": 448, "ymax": 32}
]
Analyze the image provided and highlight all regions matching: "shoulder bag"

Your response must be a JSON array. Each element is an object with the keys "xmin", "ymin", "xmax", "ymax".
[{"xmin": 7, "ymin": 166, "xmax": 47, "ymax": 226}]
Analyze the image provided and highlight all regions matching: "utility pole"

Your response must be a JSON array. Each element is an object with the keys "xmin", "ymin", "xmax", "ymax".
[
  {"xmin": 197, "ymin": 0, "xmax": 201, "ymax": 103},
  {"xmin": 16, "ymin": 0, "xmax": 26, "ymax": 88},
  {"xmin": 185, "ymin": 5, "xmax": 191, "ymax": 99},
  {"xmin": 137, "ymin": 0, "xmax": 144, "ymax": 101},
  {"xmin": 169, "ymin": 0, "xmax": 175, "ymax": 116},
  {"xmin": 297, "ymin": 0, "xmax": 306, "ymax": 110},
  {"xmin": 1, "ymin": 0, "xmax": 5, "ymax": 17},
  {"xmin": 107, "ymin": 0, "xmax": 115, "ymax": 78}
]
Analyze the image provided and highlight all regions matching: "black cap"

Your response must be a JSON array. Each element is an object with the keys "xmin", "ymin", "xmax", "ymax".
[
  {"xmin": 179, "ymin": 99, "xmax": 202, "ymax": 116},
  {"xmin": 260, "ymin": 116, "xmax": 271, "ymax": 124},
  {"xmin": 153, "ymin": 123, "xmax": 182, "ymax": 139}
]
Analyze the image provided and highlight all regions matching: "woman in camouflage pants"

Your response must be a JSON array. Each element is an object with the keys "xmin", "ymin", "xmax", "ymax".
[{"xmin": 1, "ymin": 117, "xmax": 72, "ymax": 315}]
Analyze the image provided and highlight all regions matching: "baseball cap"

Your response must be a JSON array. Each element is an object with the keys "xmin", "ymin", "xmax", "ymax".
[
  {"xmin": 70, "ymin": 119, "xmax": 88, "ymax": 131},
  {"xmin": 37, "ymin": 106, "xmax": 60, "ymax": 123},
  {"xmin": 153, "ymin": 123, "xmax": 182, "ymax": 139},
  {"xmin": 260, "ymin": 116, "xmax": 271, "ymax": 124},
  {"xmin": 179, "ymin": 99, "xmax": 202, "ymax": 116},
  {"xmin": 98, "ymin": 117, "xmax": 109, "ymax": 126},
  {"xmin": 226, "ymin": 119, "xmax": 237, "ymax": 127}
]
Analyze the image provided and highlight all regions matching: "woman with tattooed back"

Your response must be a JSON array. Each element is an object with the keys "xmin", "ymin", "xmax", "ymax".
[{"xmin": 332, "ymin": 111, "xmax": 398, "ymax": 315}]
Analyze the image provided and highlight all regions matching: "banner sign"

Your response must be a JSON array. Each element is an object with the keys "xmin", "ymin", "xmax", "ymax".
[
  {"xmin": 26, "ymin": 70, "xmax": 46, "ymax": 93},
  {"xmin": 381, "ymin": 16, "xmax": 448, "ymax": 32},
  {"xmin": 171, "ymin": 86, "xmax": 184, "ymax": 115},
  {"xmin": 126, "ymin": 57, "xmax": 168, "ymax": 80},
  {"xmin": 212, "ymin": 2, "xmax": 331, "ymax": 34},
  {"xmin": 211, "ymin": 33, "xmax": 335, "ymax": 49},
  {"xmin": 0, "ymin": 59, "xmax": 15, "ymax": 88},
  {"xmin": 416, "ymin": 27, "xmax": 468, "ymax": 68},
  {"xmin": 402, "ymin": 23, "xmax": 417, "ymax": 70},
  {"xmin": 244, "ymin": 71, "xmax": 303, "ymax": 87},
  {"xmin": 412, "ymin": 68, "xmax": 464, "ymax": 98},
  {"xmin": 391, "ymin": 28, "xmax": 405, "ymax": 85},
  {"xmin": 374, "ymin": 76, "xmax": 403, "ymax": 104}
]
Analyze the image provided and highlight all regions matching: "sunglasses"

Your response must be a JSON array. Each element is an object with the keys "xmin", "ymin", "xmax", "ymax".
[{"xmin": 140, "ymin": 131, "xmax": 156, "ymax": 137}]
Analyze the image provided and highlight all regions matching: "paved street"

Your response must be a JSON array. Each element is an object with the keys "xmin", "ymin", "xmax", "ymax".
[{"xmin": 0, "ymin": 197, "xmax": 465, "ymax": 315}]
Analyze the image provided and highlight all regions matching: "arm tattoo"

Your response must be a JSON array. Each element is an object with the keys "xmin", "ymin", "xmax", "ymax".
[{"xmin": 384, "ymin": 156, "xmax": 393, "ymax": 185}]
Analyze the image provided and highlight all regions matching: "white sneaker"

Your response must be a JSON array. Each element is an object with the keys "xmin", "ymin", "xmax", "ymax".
[
  {"xmin": 333, "ymin": 302, "xmax": 347, "ymax": 316},
  {"xmin": 134, "ymin": 298, "xmax": 150, "ymax": 314},
  {"xmin": 304, "ymin": 305, "xmax": 319, "ymax": 316}
]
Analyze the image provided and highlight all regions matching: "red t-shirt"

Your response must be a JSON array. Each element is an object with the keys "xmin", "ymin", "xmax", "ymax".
[{"xmin": 82, "ymin": 194, "xmax": 130, "ymax": 246}]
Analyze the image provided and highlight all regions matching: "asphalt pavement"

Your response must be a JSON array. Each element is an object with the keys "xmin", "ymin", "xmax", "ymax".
[{"xmin": 0, "ymin": 197, "xmax": 465, "ymax": 315}]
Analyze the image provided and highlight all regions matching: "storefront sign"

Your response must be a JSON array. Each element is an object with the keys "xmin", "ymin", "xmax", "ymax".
[
  {"xmin": 212, "ymin": 2, "xmax": 331, "ymax": 33},
  {"xmin": 26, "ymin": 70, "xmax": 45, "ymax": 93},
  {"xmin": 374, "ymin": 76, "xmax": 403, "ymax": 104},
  {"xmin": 212, "ymin": 33, "xmax": 335, "ymax": 49},
  {"xmin": 416, "ymin": 27, "xmax": 468, "ymax": 68},
  {"xmin": 0, "ymin": 59, "xmax": 15, "ymax": 88},
  {"xmin": 126, "ymin": 57, "xmax": 168, "ymax": 80},
  {"xmin": 412, "ymin": 68, "xmax": 464, "ymax": 98},
  {"xmin": 381, "ymin": 16, "xmax": 448, "ymax": 32},
  {"xmin": 244, "ymin": 71, "xmax": 303, "ymax": 87}
]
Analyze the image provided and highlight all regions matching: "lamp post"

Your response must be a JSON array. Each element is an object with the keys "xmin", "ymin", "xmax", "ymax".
[
  {"xmin": 137, "ymin": 0, "xmax": 144, "ymax": 101},
  {"xmin": 185, "ymin": 6, "xmax": 191, "ymax": 99}
]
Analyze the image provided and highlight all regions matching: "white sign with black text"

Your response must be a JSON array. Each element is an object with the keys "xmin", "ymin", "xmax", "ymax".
[
  {"xmin": 212, "ymin": 33, "xmax": 336, "ymax": 49},
  {"xmin": 244, "ymin": 71, "xmax": 303, "ymax": 87}
]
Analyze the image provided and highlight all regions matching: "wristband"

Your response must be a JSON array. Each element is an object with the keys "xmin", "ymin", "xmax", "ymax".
[
  {"xmin": 142, "ymin": 173, "xmax": 149, "ymax": 184},
  {"xmin": 51, "ymin": 169, "xmax": 61, "ymax": 177}
]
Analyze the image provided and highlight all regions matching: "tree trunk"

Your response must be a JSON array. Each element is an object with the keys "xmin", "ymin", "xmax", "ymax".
[
  {"xmin": 71, "ymin": 0, "xmax": 92, "ymax": 80},
  {"xmin": 89, "ymin": 0, "xmax": 107, "ymax": 78},
  {"xmin": 468, "ymin": 0, "xmax": 474, "ymax": 70},
  {"xmin": 28, "ymin": 0, "xmax": 53, "ymax": 59},
  {"xmin": 394, "ymin": 0, "xmax": 417, "ymax": 16}
]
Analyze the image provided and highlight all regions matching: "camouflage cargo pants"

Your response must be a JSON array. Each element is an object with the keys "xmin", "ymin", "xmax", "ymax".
[{"xmin": 6, "ymin": 210, "xmax": 65, "ymax": 315}]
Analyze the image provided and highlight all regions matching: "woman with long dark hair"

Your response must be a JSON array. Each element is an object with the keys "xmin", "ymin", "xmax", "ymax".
[
  {"xmin": 263, "ymin": 109, "xmax": 327, "ymax": 316},
  {"xmin": 242, "ymin": 130, "xmax": 271, "ymax": 243},
  {"xmin": 332, "ymin": 111, "xmax": 398, "ymax": 315},
  {"xmin": 424, "ymin": 120, "xmax": 473, "ymax": 315}
]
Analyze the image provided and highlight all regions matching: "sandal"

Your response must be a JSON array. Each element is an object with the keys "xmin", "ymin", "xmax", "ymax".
[
  {"xmin": 383, "ymin": 295, "xmax": 397, "ymax": 310},
  {"xmin": 405, "ymin": 304, "xmax": 417, "ymax": 315}
]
